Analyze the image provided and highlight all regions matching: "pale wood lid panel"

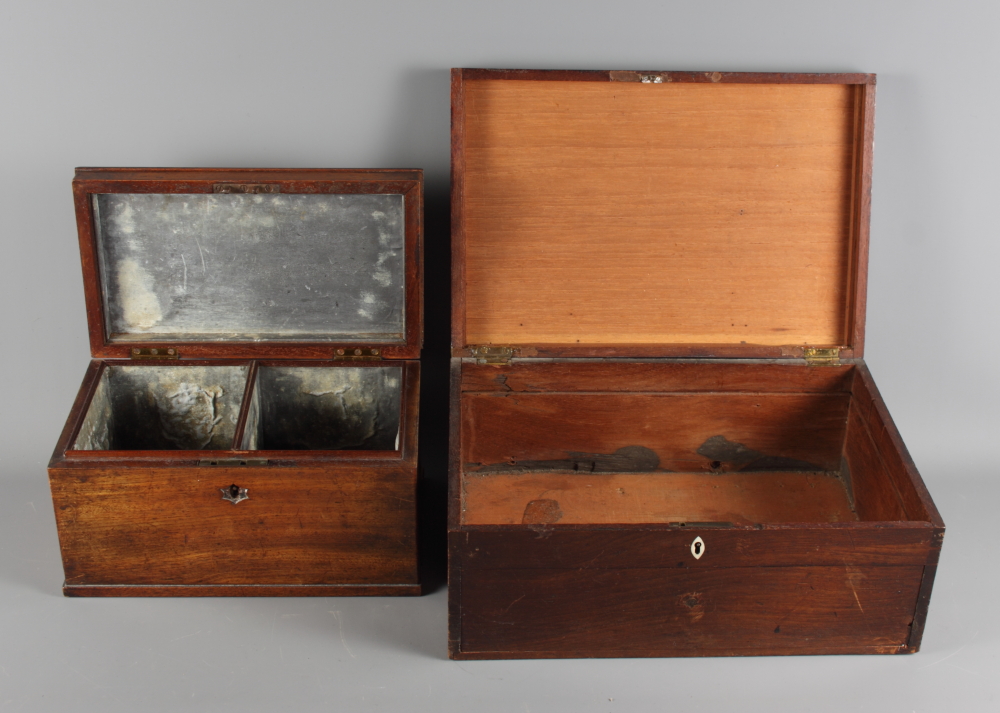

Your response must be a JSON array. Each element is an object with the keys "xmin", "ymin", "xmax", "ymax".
[{"xmin": 460, "ymin": 79, "xmax": 860, "ymax": 350}]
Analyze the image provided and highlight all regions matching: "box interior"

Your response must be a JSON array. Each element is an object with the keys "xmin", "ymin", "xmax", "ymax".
[
  {"xmin": 93, "ymin": 193, "xmax": 406, "ymax": 343},
  {"xmin": 459, "ymin": 362, "xmax": 929, "ymax": 525},
  {"xmin": 73, "ymin": 365, "xmax": 248, "ymax": 451},
  {"xmin": 71, "ymin": 364, "xmax": 402, "ymax": 453},
  {"xmin": 459, "ymin": 79, "xmax": 863, "ymax": 350},
  {"xmin": 242, "ymin": 366, "xmax": 402, "ymax": 451}
]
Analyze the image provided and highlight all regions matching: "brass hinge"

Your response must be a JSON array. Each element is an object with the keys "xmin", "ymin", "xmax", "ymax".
[
  {"xmin": 213, "ymin": 183, "xmax": 281, "ymax": 194},
  {"xmin": 333, "ymin": 347, "xmax": 382, "ymax": 361},
  {"xmin": 130, "ymin": 347, "xmax": 179, "ymax": 360},
  {"xmin": 470, "ymin": 346, "xmax": 514, "ymax": 364},
  {"xmin": 200, "ymin": 458, "xmax": 268, "ymax": 466},
  {"xmin": 802, "ymin": 348, "xmax": 841, "ymax": 366}
]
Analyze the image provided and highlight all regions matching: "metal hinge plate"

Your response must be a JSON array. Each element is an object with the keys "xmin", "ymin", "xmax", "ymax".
[
  {"xmin": 803, "ymin": 348, "xmax": 841, "ymax": 366},
  {"xmin": 470, "ymin": 346, "xmax": 514, "ymax": 364},
  {"xmin": 200, "ymin": 458, "xmax": 268, "ymax": 467},
  {"xmin": 333, "ymin": 347, "xmax": 382, "ymax": 361},
  {"xmin": 213, "ymin": 183, "xmax": 281, "ymax": 194},
  {"xmin": 130, "ymin": 347, "xmax": 179, "ymax": 360}
]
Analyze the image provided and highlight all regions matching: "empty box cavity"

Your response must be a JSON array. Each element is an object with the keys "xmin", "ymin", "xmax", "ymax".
[
  {"xmin": 73, "ymin": 365, "xmax": 248, "ymax": 451},
  {"xmin": 244, "ymin": 366, "xmax": 401, "ymax": 450},
  {"xmin": 459, "ymin": 362, "xmax": 867, "ymax": 526}
]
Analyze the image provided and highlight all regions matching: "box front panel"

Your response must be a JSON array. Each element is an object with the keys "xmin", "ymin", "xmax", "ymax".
[
  {"xmin": 457, "ymin": 563, "xmax": 923, "ymax": 657},
  {"xmin": 50, "ymin": 466, "xmax": 417, "ymax": 586},
  {"xmin": 451, "ymin": 527, "xmax": 932, "ymax": 658}
]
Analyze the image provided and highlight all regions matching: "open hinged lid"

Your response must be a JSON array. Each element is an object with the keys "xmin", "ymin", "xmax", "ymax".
[
  {"xmin": 74, "ymin": 168, "xmax": 422, "ymax": 360},
  {"xmin": 451, "ymin": 69, "xmax": 874, "ymax": 360}
]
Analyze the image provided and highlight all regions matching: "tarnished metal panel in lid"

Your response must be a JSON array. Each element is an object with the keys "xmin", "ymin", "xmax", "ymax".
[{"xmin": 73, "ymin": 168, "xmax": 423, "ymax": 359}]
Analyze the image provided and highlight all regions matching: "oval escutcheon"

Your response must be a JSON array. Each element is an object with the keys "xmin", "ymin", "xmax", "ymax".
[{"xmin": 690, "ymin": 536, "xmax": 705, "ymax": 560}]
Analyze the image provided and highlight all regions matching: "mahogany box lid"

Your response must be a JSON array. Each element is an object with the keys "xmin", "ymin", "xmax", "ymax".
[
  {"xmin": 451, "ymin": 69, "xmax": 875, "ymax": 360},
  {"xmin": 74, "ymin": 168, "xmax": 423, "ymax": 360}
]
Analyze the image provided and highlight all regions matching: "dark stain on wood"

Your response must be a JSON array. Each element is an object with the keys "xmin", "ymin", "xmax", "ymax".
[
  {"xmin": 697, "ymin": 435, "xmax": 824, "ymax": 472},
  {"xmin": 473, "ymin": 445, "xmax": 660, "ymax": 474},
  {"xmin": 697, "ymin": 435, "xmax": 762, "ymax": 464}
]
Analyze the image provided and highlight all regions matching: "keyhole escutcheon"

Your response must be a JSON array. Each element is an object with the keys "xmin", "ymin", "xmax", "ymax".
[
  {"xmin": 690, "ymin": 536, "xmax": 705, "ymax": 560},
  {"xmin": 221, "ymin": 484, "xmax": 249, "ymax": 504}
]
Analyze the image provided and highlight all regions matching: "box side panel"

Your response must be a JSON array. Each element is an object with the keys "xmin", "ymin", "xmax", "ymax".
[
  {"xmin": 460, "ymin": 361, "xmax": 856, "ymax": 393},
  {"xmin": 847, "ymin": 83, "xmax": 875, "ymax": 358},
  {"xmin": 456, "ymin": 564, "xmax": 923, "ymax": 658},
  {"xmin": 49, "ymin": 361, "xmax": 105, "ymax": 465},
  {"xmin": 852, "ymin": 364, "xmax": 943, "ymax": 526},
  {"xmin": 906, "ymin": 563, "xmax": 941, "ymax": 652},
  {"xmin": 451, "ymin": 71, "xmax": 468, "ymax": 352},
  {"xmin": 50, "ymin": 465, "xmax": 418, "ymax": 586},
  {"xmin": 844, "ymin": 400, "xmax": 909, "ymax": 521},
  {"xmin": 448, "ymin": 547, "xmax": 463, "ymax": 659},
  {"xmin": 462, "ymin": 392, "xmax": 850, "ymax": 475}
]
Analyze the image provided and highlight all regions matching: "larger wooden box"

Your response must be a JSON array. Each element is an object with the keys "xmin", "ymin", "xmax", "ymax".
[
  {"xmin": 49, "ymin": 168, "xmax": 423, "ymax": 596},
  {"xmin": 448, "ymin": 69, "xmax": 944, "ymax": 657}
]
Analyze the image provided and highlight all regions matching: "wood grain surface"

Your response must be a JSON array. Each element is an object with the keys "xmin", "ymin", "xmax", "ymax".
[
  {"xmin": 455, "ymin": 564, "xmax": 923, "ymax": 658},
  {"xmin": 50, "ymin": 465, "xmax": 418, "ymax": 586},
  {"xmin": 462, "ymin": 471, "xmax": 856, "ymax": 525},
  {"xmin": 49, "ymin": 358, "xmax": 422, "ymax": 594},
  {"xmin": 451, "ymin": 527, "xmax": 936, "ymax": 570},
  {"xmin": 460, "ymin": 80, "xmax": 859, "ymax": 348},
  {"xmin": 462, "ymin": 392, "xmax": 850, "ymax": 472},
  {"xmin": 461, "ymin": 361, "xmax": 855, "ymax": 393}
]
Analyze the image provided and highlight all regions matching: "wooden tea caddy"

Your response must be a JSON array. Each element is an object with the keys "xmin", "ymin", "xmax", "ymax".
[
  {"xmin": 448, "ymin": 69, "xmax": 944, "ymax": 658},
  {"xmin": 49, "ymin": 168, "xmax": 423, "ymax": 596}
]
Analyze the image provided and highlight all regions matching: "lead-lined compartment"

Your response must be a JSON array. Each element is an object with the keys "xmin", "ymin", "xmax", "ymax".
[
  {"xmin": 72, "ymin": 364, "xmax": 249, "ymax": 451},
  {"xmin": 242, "ymin": 365, "xmax": 402, "ymax": 451},
  {"xmin": 460, "ymin": 361, "xmax": 864, "ymax": 525}
]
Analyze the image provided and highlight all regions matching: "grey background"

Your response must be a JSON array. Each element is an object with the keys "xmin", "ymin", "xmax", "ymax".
[{"xmin": 1, "ymin": 1, "xmax": 997, "ymax": 710}]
